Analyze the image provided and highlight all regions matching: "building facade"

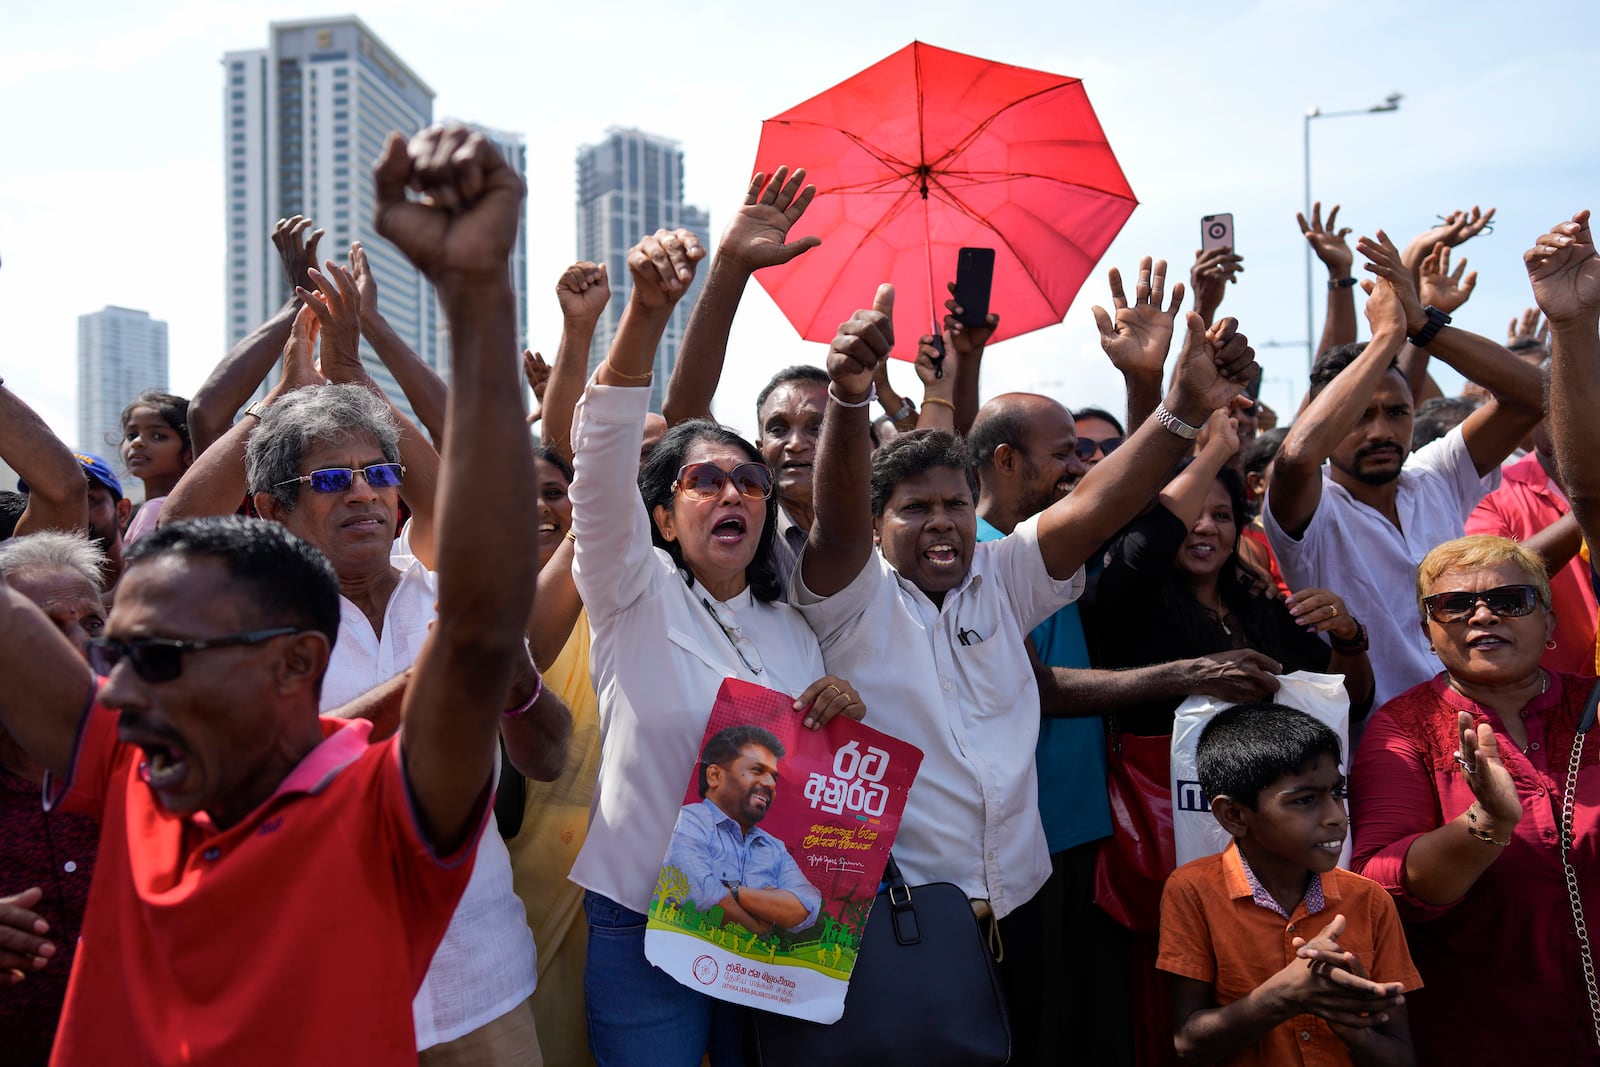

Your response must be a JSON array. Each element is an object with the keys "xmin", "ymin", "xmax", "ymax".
[
  {"xmin": 576, "ymin": 128, "xmax": 710, "ymax": 411},
  {"xmin": 77, "ymin": 307, "xmax": 169, "ymax": 490},
  {"xmin": 224, "ymin": 18, "xmax": 527, "ymax": 417}
]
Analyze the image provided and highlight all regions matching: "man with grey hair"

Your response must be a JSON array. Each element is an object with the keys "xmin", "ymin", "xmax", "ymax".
[
  {"xmin": 161, "ymin": 259, "xmax": 571, "ymax": 1062},
  {"xmin": 0, "ymin": 531, "xmax": 106, "ymax": 1062}
]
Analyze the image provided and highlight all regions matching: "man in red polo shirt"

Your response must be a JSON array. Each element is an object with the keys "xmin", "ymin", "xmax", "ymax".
[{"xmin": 0, "ymin": 125, "xmax": 539, "ymax": 1066}]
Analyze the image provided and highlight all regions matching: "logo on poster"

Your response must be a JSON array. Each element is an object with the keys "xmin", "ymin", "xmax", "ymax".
[
  {"xmin": 692, "ymin": 955, "xmax": 719, "ymax": 985},
  {"xmin": 804, "ymin": 740, "xmax": 891, "ymax": 816}
]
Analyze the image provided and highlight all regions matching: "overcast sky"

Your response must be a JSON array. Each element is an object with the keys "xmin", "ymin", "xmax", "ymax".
[{"xmin": 3, "ymin": 0, "xmax": 1596, "ymax": 450}]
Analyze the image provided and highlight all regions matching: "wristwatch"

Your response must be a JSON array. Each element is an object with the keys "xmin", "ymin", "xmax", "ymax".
[
  {"xmin": 1153, "ymin": 403, "xmax": 1201, "ymax": 440},
  {"xmin": 1328, "ymin": 277, "xmax": 1359, "ymax": 290},
  {"xmin": 893, "ymin": 396, "xmax": 917, "ymax": 423},
  {"xmin": 723, "ymin": 881, "xmax": 742, "ymax": 905},
  {"xmin": 242, "ymin": 399, "xmax": 267, "ymax": 421},
  {"xmin": 1407, "ymin": 305, "xmax": 1452, "ymax": 350}
]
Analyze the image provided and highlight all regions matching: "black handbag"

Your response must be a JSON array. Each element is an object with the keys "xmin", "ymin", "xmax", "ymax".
[{"xmin": 744, "ymin": 854, "xmax": 1012, "ymax": 1066}]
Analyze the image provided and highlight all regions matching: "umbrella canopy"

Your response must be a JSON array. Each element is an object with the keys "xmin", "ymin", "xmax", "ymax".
[{"xmin": 752, "ymin": 41, "xmax": 1137, "ymax": 358}]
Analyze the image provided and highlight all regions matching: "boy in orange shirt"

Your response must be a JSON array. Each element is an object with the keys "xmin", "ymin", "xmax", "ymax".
[{"xmin": 1158, "ymin": 703, "xmax": 1421, "ymax": 1066}]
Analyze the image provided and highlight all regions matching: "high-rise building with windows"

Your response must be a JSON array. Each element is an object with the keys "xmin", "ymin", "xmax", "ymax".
[
  {"xmin": 225, "ymin": 18, "xmax": 529, "ymax": 418},
  {"xmin": 576, "ymin": 128, "xmax": 710, "ymax": 411},
  {"xmin": 77, "ymin": 307, "xmax": 168, "ymax": 490}
]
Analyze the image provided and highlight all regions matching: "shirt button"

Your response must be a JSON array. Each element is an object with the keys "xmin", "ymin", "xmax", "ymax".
[
  {"xmin": 63, "ymin": 860, "xmax": 77, "ymax": 874},
  {"xmin": 1286, "ymin": 923, "xmax": 1295, "ymax": 933},
  {"xmin": 1530, "ymin": 742, "xmax": 1541, "ymax": 751},
  {"xmin": 1521, "ymin": 710, "xmax": 1530, "ymax": 718},
  {"xmin": 942, "ymin": 682, "xmax": 952, "ymax": 692},
  {"xmin": 1299, "ymin": 1030, "xmax": 1311, "ymax": 1041},
  {"xmin": 203, "ymin": 847, "xmax": 221, "ymax": 862}
]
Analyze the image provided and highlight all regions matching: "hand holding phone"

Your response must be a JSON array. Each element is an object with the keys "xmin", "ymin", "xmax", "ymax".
[
  {"xmin": 952, "ymin": 247, "xmax": 995, "ymax": 328},
  {"xmin": 1201, "ymin": 213, "xmax": 1235, "ymax": 253}
]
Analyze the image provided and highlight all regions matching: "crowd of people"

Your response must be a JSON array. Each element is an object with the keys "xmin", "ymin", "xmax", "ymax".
[{"xmin": 1, "ymin": 124, "xmax": 1599, "ymax": 1067}]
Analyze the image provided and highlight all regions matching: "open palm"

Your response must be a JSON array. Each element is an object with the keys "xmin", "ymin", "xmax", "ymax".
[{"xmin": 1527, "ymin": 212, "xmax": 1600, "ymax": 325}]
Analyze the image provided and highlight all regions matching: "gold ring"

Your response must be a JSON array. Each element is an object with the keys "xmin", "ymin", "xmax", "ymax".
[
  {"xmin": 824, "ymin": 684, "xmax": 842, "ymax": 697},
  {"xmin": 1328, "ymin": 605, "xmax": 1338, "ymax": 617}
]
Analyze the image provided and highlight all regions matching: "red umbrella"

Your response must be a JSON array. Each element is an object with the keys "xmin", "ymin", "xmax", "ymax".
[{"xmin": 752, "ymin": 41, "xmax": 1137, "ymax": 357}]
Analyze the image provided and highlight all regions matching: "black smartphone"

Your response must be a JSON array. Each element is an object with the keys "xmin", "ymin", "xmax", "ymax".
[
  {"xmin": 1201, "ymin": 213, "xmax": 1234, "ymax": 253},
  {"xmin": 953, "ymin": 247, "xmax": 995, "ymax": 328}
]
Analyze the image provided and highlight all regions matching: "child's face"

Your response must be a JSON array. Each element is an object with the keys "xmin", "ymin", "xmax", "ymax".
[
  {"xmin": 1237, "ymin": 754, "xmax": 1348, "ymax": 875},
  {"xmin": 121, "ymin": 405, "xmax": 189, "ymax": 484}
]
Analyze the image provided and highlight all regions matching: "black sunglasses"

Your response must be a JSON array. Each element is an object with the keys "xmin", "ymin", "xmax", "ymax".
[
  {"xmin": 673, "ymin": 461, "xmax": 774, "ymax": 501},
  {"xmin": 1075, "ymin": 436, "xmax": 1123, "ymax": 460},
  {"xmin": 1422, "ymin": 584, "xmax": 1541, "ymax": 624},
  {"xmin": 273, "ymin": 463, "xmax": 405, "ymax": 494},
  {"xmin": 87, "ymin": 627, "xmax": 305, "ymax": 683}
]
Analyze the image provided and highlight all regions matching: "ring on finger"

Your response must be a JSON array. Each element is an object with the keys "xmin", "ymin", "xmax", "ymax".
[{"xmin": 1328, "ymin": 605, "xmax": 1338, "ymax": 618}]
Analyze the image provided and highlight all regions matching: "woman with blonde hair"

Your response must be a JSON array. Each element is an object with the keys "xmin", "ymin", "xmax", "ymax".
[{"xmin": 1352, "ymin": 533, "xmax": 1600, "ymax": 1062}]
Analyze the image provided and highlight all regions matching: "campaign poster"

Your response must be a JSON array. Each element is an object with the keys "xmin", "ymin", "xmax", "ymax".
[{"xmin": 644, "ymin": 678, "xmax": 923, "ymax": 1023}]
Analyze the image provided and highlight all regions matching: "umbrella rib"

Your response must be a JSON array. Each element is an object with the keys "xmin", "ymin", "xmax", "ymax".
[
  {"xmin": 932, "ymin": 181, "xmax": 1105, "ymax": 317},
  {"xmin": 926, "ymin": 79, "xmax": 1083, "ymax": 171}
]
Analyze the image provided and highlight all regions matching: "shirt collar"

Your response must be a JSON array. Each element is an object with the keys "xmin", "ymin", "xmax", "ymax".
[
  {"xmin": 274, "ymin": 717, "xmax": 374, "ymax": 798},
  {"xmin": 1225, "ymin": 840, "xmax": 1329, "ymax": 919}
]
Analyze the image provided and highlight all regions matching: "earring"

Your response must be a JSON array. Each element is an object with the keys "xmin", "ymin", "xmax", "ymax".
[{"xmin": 1547, "ymin": 639, "xmax": 1558, "ymax": 650}]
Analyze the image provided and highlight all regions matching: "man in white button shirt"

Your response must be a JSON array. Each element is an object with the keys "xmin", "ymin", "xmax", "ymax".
[{"xmin": 793, "ymin": 282, "xmax": 1259, "ymax": 1064}]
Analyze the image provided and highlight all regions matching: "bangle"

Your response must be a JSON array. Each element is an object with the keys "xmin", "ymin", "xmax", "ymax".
[
  {"xmin": 1153, "ymin": 403, "xmax": 1201, "ymax": 440},
  {"xmin": 1407, "ymin": 305, "xmax": 1452, "ymax": 350},
  {"xmin": 922, "ymin": 397, "xmax": 956, "ymax": 412},
  {"xmin": 503, "ymin": 671, "xmax": 544, "ymax": 719},
  {"xmin": 1328, "ymin": 277, "xmax": 1359, "ymax": 291},
  {"xmin": 1329, "ymin": 619, "xmax": 1368, "ymax": 654},
  {"xmin": 603, "ymin": 359, "xmax": 654, "ymax": 383},
  {"xmin": 828, "ymin": 383, "xmax": 877, "ymax": 409},
  {"xmin": 565, "ymin": 529, "xmax": 577, "ymax": 544},
  {"xmin": 1466, "ymin": 802, "xmax": 1512, "ymax": 847}
]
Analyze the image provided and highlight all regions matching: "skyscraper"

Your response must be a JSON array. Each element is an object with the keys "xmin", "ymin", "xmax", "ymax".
[
  {"xmin": 78, "ymin": 307, "xmax": 169, "ymax": 490},
  {"xmin": 225, "ymin": 17, "xmax": 531, "ymax": 419},
  {"xmin": 576, "ymin": 128, "xmax": 711, "ymax": 411}
]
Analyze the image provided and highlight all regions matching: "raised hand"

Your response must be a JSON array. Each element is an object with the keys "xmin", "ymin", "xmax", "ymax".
[
  {"xmin": 627, "ymin": 228, "xmax": 705, "ymax": 309},
  {"xmin": 273, "ymin": 214, "xmax": 324, "ymax": 292},
  {"xmin": 1190, "ymin": 247, "xmax": 1244, "ymax": 323},
  {"xmin": 1525, "ymin": 210, "xmax": 1600, "ymax": 326},
  {"xmin": 267, "ymin": 304, "xmax": 329, "ymax": 401},
  {"xmin": 1455, "ymin": 711, "xmax": 1523, "ymax": 828},
  {"xmin": 1507, "ymin": 308, "xmax": 1550, "ymax": 348},
  {"xmin": 1402, "ymin": 206, "xmax": 1496, "ymax": 273},
  {"xmin": 555, "ymin": 261, "xmax": 610, "ymax": 323},
  {"xmin": 1092, "ymin": 256, "xmax": 1184, "ymax": 380},
  {"xmin": 1193, "ymin": 405, "xmax": 1242, "ymax": 459},
  {"xmin": 522, "ymin": 350, "xmax": 550, "ymax": 402},
  {"xmin": 718, "ymin": 166, "xmax": 822, "ymax": 272},
  {"xmin": 349, "ymin": 240, "xmax": 381, "ymax": 322},
  {"xmin": 1168, "ymin": 314, "xmax": 1258, "ymax": 416},
  {"xmin": 298, "ymin": 260, "xmax": 364, "ymax": 382},
  {"xmin": 941, "ymin": 281, "xmax": 999, "ymax": 359},
  {"xmin": 1357, "ymin": 230, "xmax": 1423, "ymax": 336},
  {"xmin": 373, "ymin": 126, "xmax": 526, "ymax": 293},
  {"xmin": 1297, "ymin": 201, "xmax": 1354, "ymax": 276},
  {"xmin": 827, "ymin": 285, "xmax": 895, "ymax": 400},
  {"xmin": 1418, "ymin": 243, "xmax": 1477, "ymax": 315}
]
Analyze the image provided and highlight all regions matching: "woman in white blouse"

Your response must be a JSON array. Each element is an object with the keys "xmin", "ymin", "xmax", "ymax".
[{"xmin": 566, "ymin": 229, "xmax": 863, "ymax": 1067}]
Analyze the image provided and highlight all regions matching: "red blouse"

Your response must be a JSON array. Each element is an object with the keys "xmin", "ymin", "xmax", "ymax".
[{"xmin": 1351, "ymin": 672, "xmax": 1600, "ymax": 1062}]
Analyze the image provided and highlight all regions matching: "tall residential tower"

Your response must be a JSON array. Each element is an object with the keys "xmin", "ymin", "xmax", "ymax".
[
  {"xmin": 77, "ymin": 307, "xmax": 168, "ymax": 487},
  {"xmin": 224, "ymin": 18, "xmax": 530, "ymax": 412},
  {"xmin": 575, "ymin": 128, "xmax": 710, "ymax": 411}
]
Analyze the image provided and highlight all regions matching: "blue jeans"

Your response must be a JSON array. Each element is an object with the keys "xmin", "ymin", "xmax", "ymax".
[{"xmin": 583, "ymin": 891, "xmax": 746, "ymax": 1067}]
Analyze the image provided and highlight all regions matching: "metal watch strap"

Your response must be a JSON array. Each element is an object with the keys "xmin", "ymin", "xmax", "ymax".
[{"xmin": 1153, "ymin": 403, "xmax": 1200, "ymax": 440}]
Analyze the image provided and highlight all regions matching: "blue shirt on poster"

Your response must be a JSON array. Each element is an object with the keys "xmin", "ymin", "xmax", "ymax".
[
  {"xmin": 976, "ymin": 516, "xmax": 1111, "ymax": 853},
  {"xmin": 664, "ymin": 798, "xmax": 823, "ymax": 932}
]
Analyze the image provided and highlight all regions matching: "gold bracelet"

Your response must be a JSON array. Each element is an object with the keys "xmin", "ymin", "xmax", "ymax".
[
  {"xmin": 565, "ymin": 529, "xmax": 577, "ymax": 544},
  {"xmin": 922, "ymin": 397, "xmax": 956, "ymax": 411},
  {"xmin": 603, "ymin": 359, "xmax": 654, "ymax": 383},
  {"xmin": 1467, "ymin": 802, "xmax": 1513, "ymax": 847}
]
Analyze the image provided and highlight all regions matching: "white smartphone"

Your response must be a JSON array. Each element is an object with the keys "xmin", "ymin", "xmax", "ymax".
[{"xmin": 1201, "ymin": 213, "xmax": 1235, "ymax": 253}]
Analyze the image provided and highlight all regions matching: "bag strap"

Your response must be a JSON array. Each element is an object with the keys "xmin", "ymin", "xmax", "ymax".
[
  {"xmin": 881, "ymin": 853, "xmax": 921, "ymax": 946},
  {"xmin": 1563, "ymin": 706, "xmax": 1600, "ymax": 1051}
]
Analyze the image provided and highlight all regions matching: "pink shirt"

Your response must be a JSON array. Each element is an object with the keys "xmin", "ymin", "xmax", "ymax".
[
  {"xmin": 1351, "ymin": 673, "xmax": 1600, "ymax": 1062},
  {"xmin": 1466, "ymin": 452, "xmax": 1597, "ymax": 675}
]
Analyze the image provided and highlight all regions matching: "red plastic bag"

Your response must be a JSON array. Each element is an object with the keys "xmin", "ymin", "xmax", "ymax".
[{"xmin": 1094, "ymin": 730, "xmax": 1175, "ymax": 933}]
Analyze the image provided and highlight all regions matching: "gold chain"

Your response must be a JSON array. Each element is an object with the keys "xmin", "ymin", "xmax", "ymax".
[{"xmin": 1560, "ymin": 726, "xmax": 1600, "ymax": 1051}]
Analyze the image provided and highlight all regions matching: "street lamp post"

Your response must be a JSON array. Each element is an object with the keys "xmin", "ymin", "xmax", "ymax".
[{"xmin": 1303, "ymin": 93, "xmax": 1402, "ymax": 373}]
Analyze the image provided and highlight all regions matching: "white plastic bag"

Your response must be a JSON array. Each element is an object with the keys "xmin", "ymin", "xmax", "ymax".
[{"xmin": 1169, "ymin": 671, "xmax": 1352, "ymax": 868}]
